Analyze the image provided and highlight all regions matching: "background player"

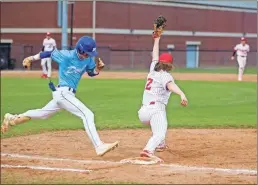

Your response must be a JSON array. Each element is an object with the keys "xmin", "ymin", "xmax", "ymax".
[
  {"xmin": 231, "ymin": 37, "xmax": 250, "ymax": 81},
  {"xmin": 138, "ymin": 17, "xmax": 188, "ymax": 162},
  {"xmin": 1, "ymin": 36, "xmax": 119, "ymax": 157},
  {"xmin": 41, "ymin": 32, "xmax": 56, "ymax": 78}
]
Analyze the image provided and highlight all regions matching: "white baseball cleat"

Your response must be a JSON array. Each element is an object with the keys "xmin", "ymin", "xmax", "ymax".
[
  {"xmin": 96, "ymin": 141, "xmax": 119, "ymax": 156},
  {"xmin": 1, "ymin": 113, "xmax": 15, "ymax": 134},
  {"xmin": 140, "ymin": 150, "xmax": 164, "ymax": 162}
]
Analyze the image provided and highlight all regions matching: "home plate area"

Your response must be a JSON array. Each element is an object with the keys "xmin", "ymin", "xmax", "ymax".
[
  {"xmin": 1, "ymin": 153, "xmax": 256, "ymax": 175},
  {"xmin": 120, "ymin": 156, "xmax": 163, "ymax": 165}
]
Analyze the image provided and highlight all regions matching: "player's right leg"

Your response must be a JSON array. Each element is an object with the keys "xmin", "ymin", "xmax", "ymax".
[
  {"xmin": 57, "ymin": 90, "xmax": 119, "ymax": 156},
  {"xmin": 138, "ymin": 106, "xmax": 168, "ymax": 152},
  {"xmin": 1, "ymin": 99, "xmax": 61, "ymax": 134},
  {"xmin": 46, "ymin": 58, "xmax": 52, "ymax": 78},
  {"xmin": 41, "ymin": 59, "xmax": 48, "ymax": 78},
  {"xmin": 140, "ymin": 110, "xmax": 168, "ymax": 162}
]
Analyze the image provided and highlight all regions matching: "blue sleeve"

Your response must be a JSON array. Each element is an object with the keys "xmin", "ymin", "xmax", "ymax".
[
  {"xmin": 87, "ymin": 59, "xmax": 96, "ymax": 71},
  {"xmin": 87, "ymin": 71, "xmax": 99, "ymax": 77},
  {"xmin": 86, "ymin": 58, "xmax": 98, "ymax": 77},
  {"xmin": 50, "ymin": 49, "xmax": 68, "ymax": 64},
  {"xmin": 40, "ymin": 51, "xmax": 52, "ymax": 59}
]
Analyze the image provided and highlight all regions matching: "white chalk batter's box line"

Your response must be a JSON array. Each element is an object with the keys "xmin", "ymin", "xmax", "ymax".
[{"xmin": 1, "ymin": 153, "xmax": 257, "ymax": 175}]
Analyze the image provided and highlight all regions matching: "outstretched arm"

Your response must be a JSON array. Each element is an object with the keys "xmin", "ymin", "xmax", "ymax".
[
  {"xmin": 150, "ymin": 15, "xmax": 166, "ymax": 71},
  {"xmin": 22, "ymin": 50, "xmax": 54, "ymax": 68},
  {"xmin": 149, "ymin": 37, "xmax": 160, "ymax": 71},
  {"xmin": 152, "ymin": 37, "xmax": 160, "ymax": 61},
  {"xmin": 167, "ymin": 82, "xmax": 188, "ymax": 107}
]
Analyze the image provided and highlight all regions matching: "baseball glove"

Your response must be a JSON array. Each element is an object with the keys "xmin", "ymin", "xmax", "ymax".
[
  {"xmin": 153, "ymin": 15, "xmax": 167, "ymax": 38},
  {"xmin": 95, "ymin": 57, "xmax": 105, "ymax": 72},
  {"xmin": 22, "ymin": 56, "xmax": 33, "ymax": 69}
]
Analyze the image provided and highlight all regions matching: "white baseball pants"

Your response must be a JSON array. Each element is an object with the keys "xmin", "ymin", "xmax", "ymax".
[
  {"xmin": 237, "ymin": 56, "xmax": 247, "ymax": 81},
  {"xmin": 138, "ymin": 103, "xmax": 167, "ymax": 153},
  {"xmin": 41, "ymin": 58, "xmax": 52, "ymax": 77},
  {"xmin": 22, "ymin": 87, "xmax": 103, "ymax": 149}
]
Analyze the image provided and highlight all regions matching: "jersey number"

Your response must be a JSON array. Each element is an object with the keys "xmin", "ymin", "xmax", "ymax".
[{"xmin": 145, "ymin": 78, "xmax": 153, "ymax": 90}]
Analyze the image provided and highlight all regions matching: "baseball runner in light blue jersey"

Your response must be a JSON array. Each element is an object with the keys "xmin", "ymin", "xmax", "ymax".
[{"xmin": 1, "ymin": 36, "xmax": 119, "ymax": 156}]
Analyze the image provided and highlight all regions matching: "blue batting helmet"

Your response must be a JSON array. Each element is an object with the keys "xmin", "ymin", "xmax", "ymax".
[{"xmin": 75, "ymin": 36, "xmax": 97, "ymax": 57}]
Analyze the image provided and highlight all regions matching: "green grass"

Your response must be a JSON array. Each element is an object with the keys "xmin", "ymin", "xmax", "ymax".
[
  {"xmin": 1, "ymin": 78, "xmax": 256, "ymax": 138},
  {"xmin": 172, "ymin": 67, "xmax": 257, "ymax": 74},
  {"xmin": 107, "ymin": 67, "xmax": 257, "ymax": 74}
]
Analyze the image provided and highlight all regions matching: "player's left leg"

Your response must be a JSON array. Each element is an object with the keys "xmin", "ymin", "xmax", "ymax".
[
  {"xmin": 242, "ymin": 57, "xmax": 247, "ymax": 79},
  {"xmin": 41, "ymin": 59, "xmax": 48, "ymax": 78},
  {"xmin": 57, "ymin": 90, "xmax": 119, "ymax": 156},
  {"xmin": 46, "ymin": 58, "xmax": 52, "ymax": 78},
  {"xmin": 237, "ymin": 56, "xmax": 245, "ymax": 81},
  {"xmin": 138, "ymin": 105, "xmax": 151, "ymax": 125},
  {"xmin": 156, "ymin": 140, "xmax": 169, "ymax": 152}
]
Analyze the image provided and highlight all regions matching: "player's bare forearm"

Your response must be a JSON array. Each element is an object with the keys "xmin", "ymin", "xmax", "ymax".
[
  {"xmin": 152, "ymin": 37, "xmax": 160, "ymax": 61},
  {"xmin": 167, "ymin": 82, "xmax": 185, "ymax": 96},
  {"xmin": 167, "ymin": 82, "xmax": 188, "ymax": 106}
]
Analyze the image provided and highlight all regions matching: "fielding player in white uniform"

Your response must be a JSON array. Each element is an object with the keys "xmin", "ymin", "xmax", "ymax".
[
  {"xmin": 138, "ymin": 31, "xmax": 188, "ymax": 162},
  {"xmin": 41, "ymin": 32, "xmax": 56, "ymax": 78},
  {"xmin": 231, "ymin": 37, "xmax": 250, "ymax": 81}
]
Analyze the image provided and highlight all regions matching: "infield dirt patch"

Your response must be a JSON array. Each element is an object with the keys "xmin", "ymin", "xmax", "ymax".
[
  {"xmin": 1, "ymin": 70, "xmax": 257, "ymax": 82},
  {"xmin": 1, "ymin": 129, "xmax": 257, "ymax": 184}
]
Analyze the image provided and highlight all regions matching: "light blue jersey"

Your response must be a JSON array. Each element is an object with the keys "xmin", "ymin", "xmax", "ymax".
[{"xmin": 51, "ymin": 49, "xmax": 96, "ymax": 90}]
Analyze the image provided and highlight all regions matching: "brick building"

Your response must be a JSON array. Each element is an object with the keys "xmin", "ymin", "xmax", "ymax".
[{"xmin": 1, "ymin": 0, "xmax": 257, "ymax": 69}]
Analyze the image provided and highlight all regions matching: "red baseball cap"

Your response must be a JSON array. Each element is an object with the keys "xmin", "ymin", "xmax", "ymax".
[
  {"xmin": 241, "ymin": 37, "xmax": 246, "ymax": 41},
  {"xmin": 159, "ymin": 53, "xmax": 173, "ymax": 63},
  {"xmin": 46, "ymin": 32, "xmax": 51, "ymax": 36}
]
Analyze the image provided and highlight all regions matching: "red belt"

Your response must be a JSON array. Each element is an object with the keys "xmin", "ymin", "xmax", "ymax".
[{"xmin": 142, "ymin": 101, "xmax": 156, "ymax": 106}]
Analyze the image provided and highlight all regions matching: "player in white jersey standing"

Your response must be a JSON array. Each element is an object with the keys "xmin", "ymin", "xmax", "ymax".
[
  {"xmin": 231, "ymin": 37, "xmax": 250, "ymax": 81},
  {"xmin": 41, "ymin": 32, "xmax": 56, "ymax": 78},
  {"xmin": 138, "ymin": 16, "xmax": 188, "ymax": 162}
]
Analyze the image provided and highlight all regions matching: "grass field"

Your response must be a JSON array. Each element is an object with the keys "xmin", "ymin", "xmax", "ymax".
[
  {"xmin": 110, "ymin": 67, "xmax": 257, "ymax": 74},
  {"xmin": 1, "ymin": 77, "xmax": 256, "ymax": 139}
]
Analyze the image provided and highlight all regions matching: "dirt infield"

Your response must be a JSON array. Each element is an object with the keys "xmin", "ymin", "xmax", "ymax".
[
  {"xmin": 1, "ymin": 70, "xmax": 257, "ymax": 82},
  {"xmin": 1, "ymin": 71, "xmax": 257, "ymax": 184},
  {"xmin": 1, "ymin": 129, "xmax": 257, "ymax": 184}
]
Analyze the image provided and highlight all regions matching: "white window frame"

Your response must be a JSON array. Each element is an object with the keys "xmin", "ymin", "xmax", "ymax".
[{"xmin": 0, "ymin": 39, "xmax": 13, "ymax": 43}]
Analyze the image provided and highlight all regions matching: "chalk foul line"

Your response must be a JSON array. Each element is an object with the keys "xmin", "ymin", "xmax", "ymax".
[
  {"xmin": 1, "ymin": 153, "xmax": 257, "ymax": 175},
  {"xmin": 1, "ymin": 164, "xmax": 91, "ymax": 173}
]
